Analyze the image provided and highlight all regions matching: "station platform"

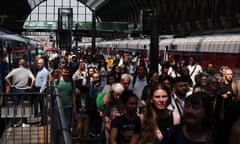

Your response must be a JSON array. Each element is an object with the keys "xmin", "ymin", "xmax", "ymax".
[
  {"xmin": 0, "ymin": 115, "xmax": 103, "ymax": 144},
  {"xmin": 0, "ymin": 117, "xmax": 50, "ymax": 144}
]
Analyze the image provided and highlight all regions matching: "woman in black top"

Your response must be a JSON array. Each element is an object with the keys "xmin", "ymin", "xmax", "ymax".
[
  {"xmin": 131, "ymin": 84, "xmax": 181, "ymax": 144},
  {"xmin": 205, "ymin": 76, "xmax": 222, "ymax": 127},
  {"xmin": 110, "ymin": 91, "xmax": 140, "ymax": 144}
]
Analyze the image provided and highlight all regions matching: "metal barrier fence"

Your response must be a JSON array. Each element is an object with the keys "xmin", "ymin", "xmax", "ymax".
[
  {"xmin": 0, "ymin": 81, "xmax": 73, "ymax": 144},
  {"xmin": 0, "ymin": 91, "xmax": 49, "ymax": 144},
  {"xmin": 49, "ymin": 81, "xmax": 73, "ymax": 144}
]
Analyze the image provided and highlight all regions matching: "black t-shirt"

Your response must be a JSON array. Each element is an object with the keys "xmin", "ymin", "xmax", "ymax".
[
  {"xmin": 111, "ymin": 114, "xmax": 141, "ymax": 144},
  {"xmin": 156, "ymin": 109, "xmax": 174, "ymax": 136},
  {"xmin": 161, "ymin": 125, "xmax": 215, "ymax": 144}
]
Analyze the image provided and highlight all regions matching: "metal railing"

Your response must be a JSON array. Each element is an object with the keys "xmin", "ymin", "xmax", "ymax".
[
  {"xmin": 0, "ymin": 91, "xmax": 49, "ymax": 144},
  {"xmin": 50, "ymin": 81, "xmax": 73, "ymax": 144},
  {"xmin": 0, "ymin": 81, "xmax": 73, "ymax": 144}
]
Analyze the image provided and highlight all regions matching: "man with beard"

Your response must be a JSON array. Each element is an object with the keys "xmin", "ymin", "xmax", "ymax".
[
  {"xmin": 168, "ymin": 76, "xmax": 189, "ymax": 118},
  {"xmin": 88, "ymin": 72, "xmax": 105, "ymax": 137}
]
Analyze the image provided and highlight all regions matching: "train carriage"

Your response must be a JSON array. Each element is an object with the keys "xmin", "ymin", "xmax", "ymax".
[
  {"xmin": 0, "ymin": 29, "xmax": 43, "ymax": 69},
  {"xmin": 94, "ymin": 34, "xmax": 240, "ymax": 76},
  {"xmin": 160, "ymin": 35, "xmax": 240, "ymax": 75}
]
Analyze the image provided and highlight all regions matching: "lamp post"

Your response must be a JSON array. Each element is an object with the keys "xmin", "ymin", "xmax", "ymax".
[
  {"xmin": 149, "ymin": 9, "xmax": 159, "ymax": 72},
  {"xmin": 142, "ymin": 9, "xmax": 159, "ymax": 72},
  {"xmin": 91, "ymin": 10, "xmax": 96, "ymax": 55}
]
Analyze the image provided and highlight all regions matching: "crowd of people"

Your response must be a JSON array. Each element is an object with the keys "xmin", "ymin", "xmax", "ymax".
[{"xmin": 1, "ymin": 49, "xmax": 240, "ymax": 144}]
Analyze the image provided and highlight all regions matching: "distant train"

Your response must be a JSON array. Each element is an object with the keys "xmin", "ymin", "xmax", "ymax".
[
  {"xmin": 79, "ymin": 34, "xmax": 240, "ymax": 76},
  {"xmin": 0, "ymin": 29, "xmax": 43, "ymax": 68}
]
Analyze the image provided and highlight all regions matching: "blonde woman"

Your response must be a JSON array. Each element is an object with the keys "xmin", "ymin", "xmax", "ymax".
[
  {"xmin": 72, "ymin": 60, "xmax": 88, "ymax": 86},
  {"xmin": 218, "ymin": 67, "xmax": 239, "ymax": 120}
]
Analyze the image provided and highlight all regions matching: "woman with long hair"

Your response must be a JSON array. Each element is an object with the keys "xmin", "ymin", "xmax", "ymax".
[
  {"xmin": 111, "ymin": 65, "xmax": 122, "ymax": 82},
  {"xmin": 218, "ymin": 67, "xmax": 239, "ymax": 120},
  {"xmin": 131, "ymin": 84, "xmax": 181, "ymax": 144},
  {"xmin": 72, "ymin": 60, "xmax": 88, "ymax": 86},
  {"xmin": 97, "ymin": 59, "xmax": 108, "ymax": 84}
]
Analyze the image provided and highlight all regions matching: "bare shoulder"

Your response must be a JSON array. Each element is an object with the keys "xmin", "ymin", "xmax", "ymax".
[{"xmin": 172, "ymin": 110, "xmax": 181, "ymax": 125}]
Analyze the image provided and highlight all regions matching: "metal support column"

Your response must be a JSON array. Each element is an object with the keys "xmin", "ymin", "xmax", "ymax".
[
  {"xmin": 149, "ymin": 10, "xmax": 159, "ymax": 72},
  {"xmin": 92, "ymin": 11, "xmax": 96, "ymax": 55}
]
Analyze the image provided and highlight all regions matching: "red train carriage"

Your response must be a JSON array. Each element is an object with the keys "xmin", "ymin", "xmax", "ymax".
[
  {"xmin": 159, "ymin": 34, "xmax": 240, "ymax": 76},
  {"xmin": 91, "ymin": 34, "xmax": 240, "ymax": 76}
]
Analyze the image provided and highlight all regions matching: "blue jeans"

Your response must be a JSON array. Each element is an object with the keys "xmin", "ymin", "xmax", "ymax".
[
  {"xmin": 11, "ymin": 88, "xmax": 28, "ymax": 123},
  {"xmin": 12, "ymin": 88, "xmax": 27, "ymax": 106},
  {"xmin": 63, "ymin": 107, "xmax": 73, "ymax": 130}
]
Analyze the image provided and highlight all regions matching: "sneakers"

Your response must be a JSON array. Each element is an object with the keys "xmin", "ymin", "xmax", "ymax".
[
  {"xmin": 11, "ymin": 124, "xmax": 20, "ymax": 128},
  {"xmin": 36, "ymin": 122, "xmax": 43, "ymax": 127},
  {"xmin": 89, "ymin": 132, "xmax": 101, "ymax": 137},
  {"xmin": 89, "ymin": 132, "xmax": 96, "ymax": 137},
  {"xmin": 22, "ymin": 123, "xmax": 31, "ymax": 128},
  {"xmin": 96, "ymin": 133, "xmax": 101, "ymax": 137},
  {"xmin": 10, "ymin": 121, "xmax": 21, "ymax": 128}
]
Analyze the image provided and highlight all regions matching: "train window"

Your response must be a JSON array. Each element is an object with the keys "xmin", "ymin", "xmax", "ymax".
[{"xmin": 45, "ymin": 48, "xmax": 58, "ymax": 57}]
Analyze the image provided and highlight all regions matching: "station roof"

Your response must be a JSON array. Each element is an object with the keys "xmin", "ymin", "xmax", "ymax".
[
  {"xmin": 0, "ymin": 0, "xmax": 146, "ymax": 20},
  {"xmin": 0, "ymin": 0, "xmax": 155, "ymax": 32}
]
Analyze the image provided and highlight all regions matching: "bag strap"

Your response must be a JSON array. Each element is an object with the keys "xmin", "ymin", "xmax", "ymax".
[{"xmin": 190, "ymin": 65, "xmax": 197, "ymax": 76}]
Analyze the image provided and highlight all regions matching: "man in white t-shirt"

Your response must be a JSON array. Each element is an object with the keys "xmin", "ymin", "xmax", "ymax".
[{"xmin": 187, "ymin": 56, "xmax": 203, "ymax": 86}]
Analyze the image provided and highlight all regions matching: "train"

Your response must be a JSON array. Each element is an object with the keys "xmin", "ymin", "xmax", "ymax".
[
  {"xmin": 77, "ymin": 34, "xmax": 240, "ymax": 76},
  {"xmin": 0, "ymin": 28, "xmax": 44, "ymax": 69}
]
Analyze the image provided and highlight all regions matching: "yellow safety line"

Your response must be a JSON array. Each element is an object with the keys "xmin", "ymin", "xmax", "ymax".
[{"xmin": 40, "ymin": 125, "xmax": 50, "ymax": 144}]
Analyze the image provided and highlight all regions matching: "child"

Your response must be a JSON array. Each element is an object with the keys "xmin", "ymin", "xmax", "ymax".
[{"xmin": 75, "ymin": 85, "xmax": 93, "ymax": 144}]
